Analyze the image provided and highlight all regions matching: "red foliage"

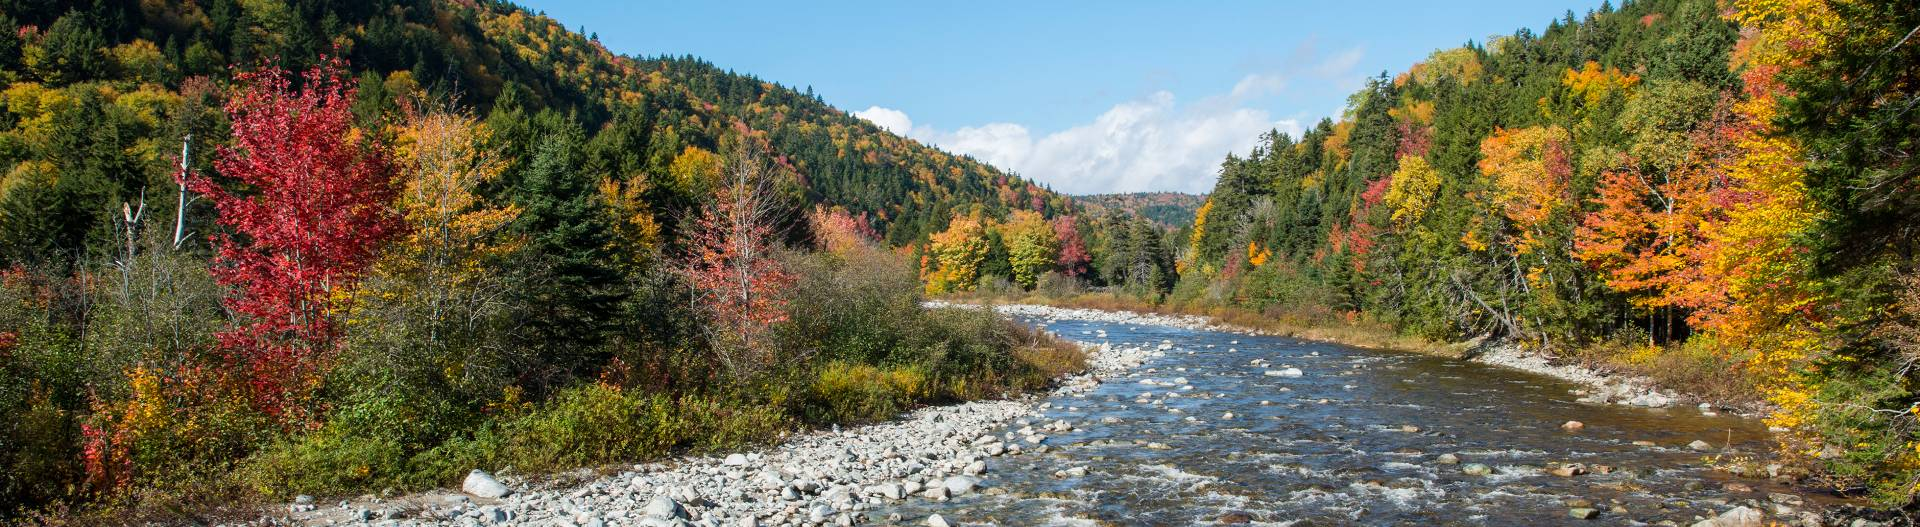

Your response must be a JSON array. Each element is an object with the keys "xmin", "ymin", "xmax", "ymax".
[
  {"xmin": 809, "ymin": 206, "xmax": 879, "ymax": 253},
  {"xmin": 179, "ymin": 57, "xmax": 401, "ymax": 423},
  {"xmin": 1395, "ymin": 121, "xmax": 1432, "ymax": 159},
  {"xmin": 1052, "ymin": 216, "xmax": 1090, "ymax": 278},
  {"xmin": 676, "ymin": 153, "xmax": 795, "ymax": 378}
]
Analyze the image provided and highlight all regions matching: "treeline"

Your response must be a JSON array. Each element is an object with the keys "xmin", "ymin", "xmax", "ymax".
[
  {"xmin": 0, "ymin": 0, "xmax": 1089, "ymax": 519},
  {"xmin": 1170, "ymin": 0, "xmax": 1918, "ymax": 508},
  {"xmin": 1074, "ymin": 192, "xmax": 1209, "ymax": 229},
  {"xmin": 917, "ymin": 208, "xmax": 1182, "ymax": 302}
]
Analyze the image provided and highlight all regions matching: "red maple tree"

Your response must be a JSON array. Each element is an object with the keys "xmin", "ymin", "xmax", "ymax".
[
  {"xmin": 180, "ymin": 57, "xmax": 401, "ymax": 423},
  {"xmin": 1052, "ymin": 216, "xmax": 1089, "ymax": 278},
  {"xmin": 677, "ymin": 144, "xmax": 795, "ymax": 379}
]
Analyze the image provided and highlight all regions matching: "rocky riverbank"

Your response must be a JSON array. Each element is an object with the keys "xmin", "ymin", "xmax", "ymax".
[{"xmin": 255, "ymin": 305, "xmax": 1162, "ymax": 527}]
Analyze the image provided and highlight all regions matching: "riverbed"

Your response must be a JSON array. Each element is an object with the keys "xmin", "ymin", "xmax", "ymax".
[{"xmin": 868, "ymin": 305, "xmax": 1836, "ymax": 526}]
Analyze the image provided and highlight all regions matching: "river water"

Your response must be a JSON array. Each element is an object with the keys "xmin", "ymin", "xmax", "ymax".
[{"xmin": 872, "ymin": 313, "xmax": 1837, "ymax": 526}]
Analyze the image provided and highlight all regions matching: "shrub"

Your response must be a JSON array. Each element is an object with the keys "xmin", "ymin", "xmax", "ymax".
[
  {"xmin": 797, "ymin": 362, "xmax": 929, "ymax": 424},
  {"xmin": 1033, "ymin": 272, "xmax": 1085, "ymax": 300}
]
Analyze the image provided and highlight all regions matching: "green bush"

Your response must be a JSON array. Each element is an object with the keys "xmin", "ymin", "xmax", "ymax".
[
  {"xmin": 798, "ymin": 362, "xmax": 929, "ymax": 424},
  {"xmin": 240, "ymin": 382, "xmax": 792, "ymax": 497}
]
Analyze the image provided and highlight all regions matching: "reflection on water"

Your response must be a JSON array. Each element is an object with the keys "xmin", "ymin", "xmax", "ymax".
[{"xmin": 871, "ymin": 315, "xmax": 1841, "ymax": 526}]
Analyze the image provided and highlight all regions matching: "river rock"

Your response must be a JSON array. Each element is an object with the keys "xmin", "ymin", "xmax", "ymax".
[
  {"xmin": 926, "ymin": 514, "xmax": 952, "ymax": 527},
  {"xmin": 1435, "ymin": 453, "xmax": 1460, "ymax": 464},
  {"xmin": 1689, "ymin": 440, "xmax": 1715, "ymax": 451},
  {"xmin": 1218, "ymin": 511, "xmax": 1253, "ymax": 524},
  {"xmin": 462, "ymin": 469, "xmax": 512, "ymax": 498},
  {"xmin": 1550, "ymin": 463, "xmax": 1588, "ymax": 477},
  {"xmin": 1462, "ymin": 463, "xmax": 1494, "ymax": 476},
  {"xmin": 723, "ymin": 453, "xmax": 750, "ymax": 466},
  {"xmin": 942, "ymin": 475, "xmax": 981, "ymax": 496},
  {"xmin": 644, "ymin": 495, "xmax": 685, "ymax": 520},
  {"xmin": 1691, "ymin": 505, "xmax": 1763, "ymax": 527},
  {"xmin": 1265, "ymin": 368, "xmax": 1304, "ymax": 377},
  {"xmin": 1561, "ymin": 420, "xmax": 1585, "ymax": 431},
  {"xmin": 870, "ymin": 482, "xmax": 905, "ymax": 500},
  {"xmin": 1569, "ymin": 507, "xmax": 1599, "ymax": 519}
]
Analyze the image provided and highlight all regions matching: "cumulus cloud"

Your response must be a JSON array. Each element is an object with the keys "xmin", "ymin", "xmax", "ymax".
[
  {"xmin": 864, "ymin": 47, "xmax": 1362, "ymax": 194},
  {"xmin": 853, "ymin": 106, "xmax": 912, "ymax": 135},
  {"xmin": 901, "ymin": 92, "xmax": 1296, "ymax": 195}
]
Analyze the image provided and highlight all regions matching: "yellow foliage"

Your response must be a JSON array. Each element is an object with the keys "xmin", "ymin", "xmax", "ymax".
[
  {"xmin": 1188, "ymin": 199, "xmax": 1214, "ymax": 255},
  {"xmin": 670, "ymin": 146, "xmax": 724, "ymax": 195},
  {"xmin": 1400, "ymin": 47, "xmax": 1484, "ymax": 87},
  {"xmin": 924, "ymin": 214, "xmax": 989, "ymax": 294},
  {"xmin": 1560, "ymin": 61, "xmax": 1640, "ymax": 112},
  {"xmin": 1389, "ymin": 100, "xmax": 1434, "ymax": 126},
  {"xmin": 377, "ymin": 108, "xmax": 520, "ymax": 297},
  {"xmin": 1478, "ymin": 125, "xmax": 1573, "ymax": 255},
  {"xmin": 598, "ymin": 175, "xmax": 662, "ymax": 263},
  {"xmin": 1246, "ymin": 242, "xmax": 1271, "ymax": 267},
  {"xmin": 1384, "ymin": 155, "xmax": 1440, "ymax": 227}
]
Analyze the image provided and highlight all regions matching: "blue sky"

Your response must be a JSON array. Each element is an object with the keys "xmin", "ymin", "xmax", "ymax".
[{"xmin": 522, "ymin": 1, "xmax": 1604, "ymax": 194}]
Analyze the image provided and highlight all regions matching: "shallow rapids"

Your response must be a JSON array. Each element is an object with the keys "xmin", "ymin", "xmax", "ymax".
[{"xmin": 871, "ymin": 311, "xmax": 1837, "ymax": 526}]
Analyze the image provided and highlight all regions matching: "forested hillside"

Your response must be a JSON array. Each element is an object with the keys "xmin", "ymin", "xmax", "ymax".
[
  {"xmin": 0, "ymin": 0, "xmax": 1094, "ymax": 519},
  {"xmin": 1174, "ymin": 0, "xmax": 1919, "ymax": 507},
  {"xmin": 0, "ymin": 0, "xmax": 1068, "ymax": 269},
  {"xmin": 1074, "ymin": 192, "xmax": 1207, "ymax": 228}
]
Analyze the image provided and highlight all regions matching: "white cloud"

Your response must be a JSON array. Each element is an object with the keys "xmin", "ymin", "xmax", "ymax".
[
  {"xmin": 853, "ymin": 106, "xmax": 912, "ymax": 135},
  {"xmin": 864, "ymin": 48, "xmax": 1367, "ymax": 195},
  {"xmin": 1230, "ymin": 73, "xmax": 1288, "ymax": 98},
  {"xmin": 903, "ymin": 91, "xmax": 1291, "ymax": 195}
]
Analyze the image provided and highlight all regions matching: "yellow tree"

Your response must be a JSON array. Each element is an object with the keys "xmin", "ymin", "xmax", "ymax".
[
  {"xmin": 1704, "ymin": 0, "xmax": 1838, "ymax": 463},
  {"xmin": 352, "ymin": 105, "xmax": 518, "ymax": 379},
  {"xmin": 598, "ymin": 174, "xmax": 662, "ymax": 267},
  {"xmin": 924, "ymin": 214, "xmax": 988, "ymax": 294},
  {"xmin": 1383, "ymin": 155, "xmax": 1440, "ymax": 227},
  {"xmin": 1001, "ymin": 210, "xmax": 1056, "ymax": 289},
  {"xmin": 1477, "ymin": 125, "xmax": 1573, "ymax": 256}
]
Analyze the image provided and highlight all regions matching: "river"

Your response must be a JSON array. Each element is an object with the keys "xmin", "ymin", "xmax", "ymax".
[{"xmin": 869, "ymin": 308, "xmax": 1836, "ymax": 526}]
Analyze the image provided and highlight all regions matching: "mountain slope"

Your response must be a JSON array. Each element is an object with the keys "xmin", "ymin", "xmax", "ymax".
[
  {"xmin": 1074, "ymin": 192, "xmax": 1207, "ymax": 228},
  {"xmin": 0, "ymin": 0, "xmax": 1067, "ymax": 264}
]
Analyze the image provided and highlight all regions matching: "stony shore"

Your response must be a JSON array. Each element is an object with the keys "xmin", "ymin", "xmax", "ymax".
[
  {"xmin": 260, "ymin": 304, "xmax": 1176, "ymax": 527},
  {"xmin": 253, "ymin": 303, "xmax": 1814, "ymax": 527}
]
